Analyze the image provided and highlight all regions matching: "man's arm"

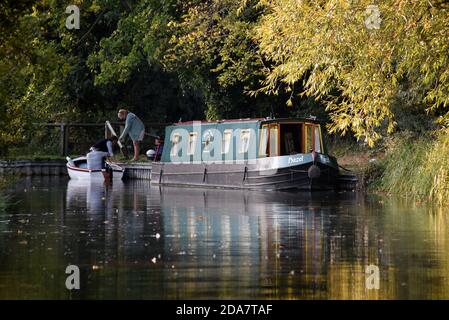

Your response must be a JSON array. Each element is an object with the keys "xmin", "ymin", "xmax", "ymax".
[{"xmin": 119, "ymin": 114, "xmax": 132, "ymax": 140}]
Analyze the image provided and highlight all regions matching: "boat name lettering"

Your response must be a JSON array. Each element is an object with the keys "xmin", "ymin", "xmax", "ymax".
[{"xmin": 288, "ymin": 156, "xmax": 304, "ymax": 164}]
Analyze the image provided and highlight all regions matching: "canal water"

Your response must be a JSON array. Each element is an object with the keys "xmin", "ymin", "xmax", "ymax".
[{"xmin": 0, "ymin": 177, "xmax": 448, "ymax": 299}]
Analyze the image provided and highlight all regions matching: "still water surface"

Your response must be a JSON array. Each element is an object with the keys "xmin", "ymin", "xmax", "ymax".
[{"xmin": 1, "ymin": 177, "xmax": 449, "ymax": 299}]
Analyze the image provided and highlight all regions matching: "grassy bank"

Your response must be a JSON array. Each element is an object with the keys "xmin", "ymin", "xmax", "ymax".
[
  {"xmin": 332, "ymin": 130, "xmax": 449, "ymax": 205},
  {"xmin": 373, "ymin": 130, "xmax": 449, "ymax": 205}
]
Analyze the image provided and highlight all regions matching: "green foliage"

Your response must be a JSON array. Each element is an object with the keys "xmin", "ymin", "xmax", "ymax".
[
  {"xmin": 254, "ymin": 0, "xmax": 449, "ymax": 146},
  {"xmin": 86, "ymin": 0, "xmax": 287, "ymax": 122},
  {"xmin": 374, "ymin": 129, "xmax": 449, "ymax": 205},
  {"xmin": 1, "ymin": 0, "xmax": 448, "ymax": 161},
  {"xmin": 363, "ymin": 160, "xmax": 386, "ymax": 190},
  {"xmin": 85, "ymin": 0, "xmax": 207, "ymax": 122},
  {"xmin": 159, "ymin": 0, "xmax": 275, "ymax": 119},
  {"xmin": 0, "ymin": 2, "xmax": 72, "ymax": 155},
  {"xmin": 164, "ymin": 0, "xmax": 263, "ymax": 88}
]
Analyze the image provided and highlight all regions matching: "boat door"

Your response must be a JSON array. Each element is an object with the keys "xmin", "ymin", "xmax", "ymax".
[
  {"xmin": 279, "ymin": 123, "xmax": 302, "ymax": 155},
  {"xmin": 304, "ymin": 123, "xmax": 323, "ymax": 153}
]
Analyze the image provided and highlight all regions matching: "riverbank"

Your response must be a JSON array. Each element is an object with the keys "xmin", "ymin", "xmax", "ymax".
[
  {"xmin": 0, "ymin": 159, "xmax": 67, "ymax": 176},
  {"xmin": 329, "ymin": 129, "xmax": 449, "ymax": 206},
  {"xmin": 0, "ymin": 158, "xmax": 152, "ymax": 180},
  {"xmin": 374, "ymin": 130, "xmax": 449, "ymax": 205}
]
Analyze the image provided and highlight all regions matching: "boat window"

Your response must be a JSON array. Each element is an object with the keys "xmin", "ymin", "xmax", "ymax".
[
  {"xmin": 187, "ymin": 132, "xmax": 198, "ymax": 155},
  {"xmin": 258, "ymin": 125, "xmax": 269, "ymax": 157},
  {"xmin": 305, "ymin": 125, "xmax": 314, "ymax": 153},
  {"xmin": 170, "ymin": 133, "xmax": 181, "ymax": 157},
  {"xmin": 222, "ymin": 129, "xmax": 232, "ymax": 154},
  {"xmin": 280, "ymin": 123, "xmax": 301, "ymax": 156},
  {"xmin": 269, "ymin": 125, "xmax": 279, "ymax": 156},
  {"xmin": 239, "ymin": 129, "xmax": 251, "ymax": 153},
  {"xmin": 314, "ymin": 126, "xmax": 322, "ymax": 153}
]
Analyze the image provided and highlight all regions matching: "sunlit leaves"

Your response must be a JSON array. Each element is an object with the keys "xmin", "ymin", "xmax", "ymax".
[{"xmin": 255, "ymin": 0, "xmax": 449, "ymax": 146}]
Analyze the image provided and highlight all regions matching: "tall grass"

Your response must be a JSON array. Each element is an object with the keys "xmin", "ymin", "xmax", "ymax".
[{"xmin": 374, "ymin": 129, "xmax": 449, "ymax": 205}]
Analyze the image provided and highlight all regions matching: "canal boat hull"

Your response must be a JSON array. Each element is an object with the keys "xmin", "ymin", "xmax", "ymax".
[
  {"xmin": 66, "ymin": 156, "xmax": 124, "ymax": 181},
  {"xmin": 151, "ymin": 152, "xmax": 339, "ymax": 191}
]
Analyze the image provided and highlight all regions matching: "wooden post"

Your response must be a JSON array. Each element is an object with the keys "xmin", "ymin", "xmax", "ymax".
[
  {"xmin": 60, "ymin": 123, "xmax": 64, "ymax": 156},
  {"xmin": 60, "ymin": 123, "xmax": 68, "ymax": 156},
  {"xmin": 65, "ymin": 125, "xmax": 69, "ymax": 155}
]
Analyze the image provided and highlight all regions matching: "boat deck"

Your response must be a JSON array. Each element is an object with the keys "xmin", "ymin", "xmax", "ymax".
[{"xmin": 118, "ymin": 162, "xmax": 152, "ymax": 180}]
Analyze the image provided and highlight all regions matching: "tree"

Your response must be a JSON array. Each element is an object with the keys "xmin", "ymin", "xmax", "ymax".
[
  {"xmin": 0, "ymin": 0, "xmax": 72, "ymax": 154},
  {"xmin": 254, "ymin": 0, "xmax": 449, "ymax": 146},
  {"xmin": 88, "ymin": 0, "xmax": 289, "ymax": 122},
  {"xmin": 161, "ymin": 0, "xmax": 268, "ymax": 119}
]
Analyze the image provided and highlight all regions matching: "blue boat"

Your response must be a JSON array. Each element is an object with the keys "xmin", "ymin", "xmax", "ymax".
[{"xmin": 150, "ymin": 118, "xmax": 351, "ymax": 190}]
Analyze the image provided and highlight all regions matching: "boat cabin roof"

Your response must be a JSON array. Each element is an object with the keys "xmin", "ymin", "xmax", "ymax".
[{"xmin": 172, "ymin": 117, "xmax": 321, "ymax": 127}]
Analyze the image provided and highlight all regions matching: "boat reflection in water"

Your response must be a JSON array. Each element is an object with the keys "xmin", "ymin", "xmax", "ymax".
[
  {"xmin": 64, "ymin": 180, "xmax": 367, "ymax": 299},
  {"xmin": 62, "ymin": 180, "xmax": 449, "ymax": 299},
  {"xmin": 151, "ymin": 186, "xmax": 363, "ymax": 299},
  {"xmin": 67, "ymin": 179, "xmax": 108, "ymax": 214},
  {"xmin": 2, "ymin": 177, "xmax": 449, "ymax": 299}
]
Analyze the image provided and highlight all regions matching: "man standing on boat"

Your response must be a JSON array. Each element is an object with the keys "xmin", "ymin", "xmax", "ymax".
[{"xmin": 117, "ymin": 109, "xmax": 145, "ymax": 161}]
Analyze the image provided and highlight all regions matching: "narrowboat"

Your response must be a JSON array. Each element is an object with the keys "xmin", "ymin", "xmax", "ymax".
[{"xmin": 150, "ymin": 118, "xmax": 352, "ymax": 191}]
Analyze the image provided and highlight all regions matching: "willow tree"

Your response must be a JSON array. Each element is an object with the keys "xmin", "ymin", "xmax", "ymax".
[{"xmin": 253, "ymin": 0, "xmax": 449, "ymax": 146}]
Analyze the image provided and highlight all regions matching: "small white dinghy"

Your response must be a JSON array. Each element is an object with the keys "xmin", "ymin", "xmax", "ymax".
[{"xmin": 66, "ymin": 156, "xmax": 124, "ymax": 181}]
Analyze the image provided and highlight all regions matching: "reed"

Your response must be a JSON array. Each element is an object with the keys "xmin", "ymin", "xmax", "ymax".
[{"xmin": 374, "ymin": 129, "xmax": 449, "ymax": 205}]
